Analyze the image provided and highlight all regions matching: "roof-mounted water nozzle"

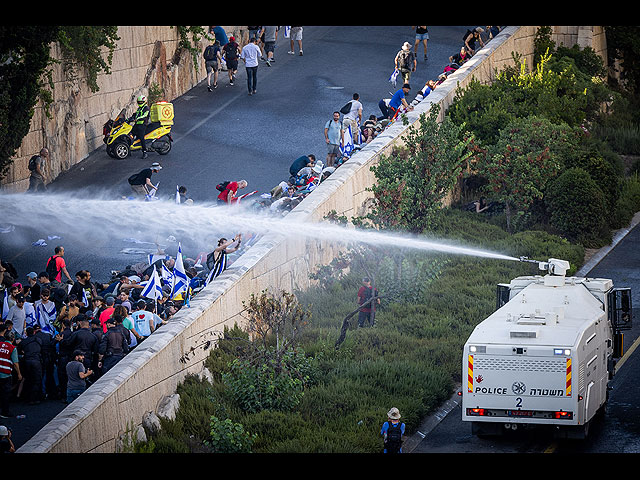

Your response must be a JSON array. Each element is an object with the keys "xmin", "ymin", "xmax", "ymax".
[{"xmin": 519, "ymin": 257, "xmax": 570, "ymax": 277}]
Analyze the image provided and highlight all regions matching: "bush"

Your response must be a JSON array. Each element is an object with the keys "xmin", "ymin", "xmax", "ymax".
[
  {"xmin": 545, "ymin": 168, "xmax": 611, "ymax": 247},
  {"xmin": 206, "ymin": 416, "xmax": 257, "ymax": 453}
]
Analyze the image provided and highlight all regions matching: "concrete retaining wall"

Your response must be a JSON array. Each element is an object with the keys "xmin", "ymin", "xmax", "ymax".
[{"xmin": 17, "ymin": 26, "xmax": 606, "ymax": 453}]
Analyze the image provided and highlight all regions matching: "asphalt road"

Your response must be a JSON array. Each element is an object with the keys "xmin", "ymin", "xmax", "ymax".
[
  {"xmin": 1, "ymin": 26, "xmax": 476, "ymax": 451},
  {"xmin": 1, "ymin": 25, "xmax": 475, "ymax": 285},
  {"xmin": 410, "ymin": 223, "xmax": 640, "ymax": 454}
]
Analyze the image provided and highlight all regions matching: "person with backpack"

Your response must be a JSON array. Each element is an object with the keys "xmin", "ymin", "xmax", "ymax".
[
  {"xmin": 394, "ymin": 42, "xmax": 416, "ymax": 85},
  {"xmin": 45, "ymin": 246, "xmax": 73, "ymax": 287},
  {"xmin": 463, "ymin": 27, "xmax": 485, "ymax": 56},
  {"xmin": 204, "ymin": 40, "xmax": 222, "ymax": 91},
  {"xmin": 357, "ymin": 277, "xmax": 379, "ymax": 327},
  {"xmin": 127, "ymin": 163, "xmax": 162, "ymax": 198},
  {"xmin": 222, "ymin": 36, "xmax": 240, "ymax": 86},
  {"xmin": 27, "ymin": 148, "xmax": 49, "ymax": 193},
  {"xmin": 381, "ymin": 407, "xmax": 405, "ymax": 454},
  {"xmin": 216, "ymin": 180, "xmax": 247, "ymax": 204}
]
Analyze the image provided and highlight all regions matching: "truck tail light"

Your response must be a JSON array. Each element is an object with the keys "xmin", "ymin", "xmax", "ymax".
[
  {"xmin": 467, "ymin": 408, "xmax": 486, "ymax": 416},
  {"xmin": 554, "ymin": 411, "xmax": 573, "ymax": 420}
]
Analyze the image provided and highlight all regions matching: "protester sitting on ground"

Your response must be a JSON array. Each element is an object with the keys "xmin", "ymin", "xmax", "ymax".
[{"xmin": 449, "ymin": 45, "xmax": 470, "ymax": 66}]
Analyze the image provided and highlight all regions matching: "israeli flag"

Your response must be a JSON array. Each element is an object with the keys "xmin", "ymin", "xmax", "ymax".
[
  {"xmin": 148, "ymin": 253, "xmax": 170, "ymax": 265},
  {"xmin": 2, "ymin": 289, "xmax": 8, "ymax": 320},
  {"xmin": 284, "ymin": 26, "xmax": 291, "ymax": 38},
  {"xmin": 175, "ymin": 185, "xmax": 181, "ymax": 204},
  {"xmin": 388, "ymin": 69, "xmax": 399, "ymax": 87},
  {"xmin": 171, "ymin": 243, "xmax": 189, "ymax": 299},
  {"xmin": 141, "ymin": 265, "xmax": 163, "ymax": 300},
  {"xmin": 81, "ymin": 288, "xmax": 89, "ymax": 308},
  {"xmin": 24, "ymin": 302, "xmax": 36, "ymax": 329},
  {"xmin": 161, "ymin": 261, "xmax": 175, "ymax": 286},
  {"xmin": 340, "ymin": 124, "xmax": 354, "ymax": 158}
]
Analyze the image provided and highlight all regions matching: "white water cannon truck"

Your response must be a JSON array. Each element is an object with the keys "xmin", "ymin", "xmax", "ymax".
[{"xmin": 461, "ymin": 258, "xmax": 632, "ymax": 439}]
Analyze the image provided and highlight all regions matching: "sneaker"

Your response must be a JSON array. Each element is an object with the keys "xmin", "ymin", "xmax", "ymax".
[
  {"xmin": 207, "ymin": 85, "xmax": 212, "ymax": 92},
  {"xmin": 288, "ymin": 50, "xmax": 294, "ymax": 55},
  {"xmin": 299, "ymin": 50, "xmax": 303, "ymax": 56},
  {"xmin": 265, "ymin": 60, "xmax": 271, "ymax": 66},
  {"xmin": 213, "ymin": 83, "xmax": 218, "ymax": 89},
  {"xmin": 252, "ymin": 90, "xmax": 257, "ymax": 95},
  {"xmin": 230, "ymin": 81, "xmax": 234, "ymax": 86}
]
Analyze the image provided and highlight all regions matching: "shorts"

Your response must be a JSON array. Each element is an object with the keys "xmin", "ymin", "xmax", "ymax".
[
  {"xmin": 264, "ymin": 41, "xmax": 276, "ymax": 53},
  {"xmin": 205, "ymin": 60, "xmax": 218, "ymax": 73},
  {"xmin": 415, "ymin": 32, "xmax": 429, "ymax": 41},
  {"xmin": 225, "ymin": 58, "xmax": 238, "ymax": 70},
  {"xmin": 291, "ymin": 27, "xmax": 303, "ymax": 41},
  {"xmin": 327, "ymin": 143, "xmax": 341, "ymax": 155}
]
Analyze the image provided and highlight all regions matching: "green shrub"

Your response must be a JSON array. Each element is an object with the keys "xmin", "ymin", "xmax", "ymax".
[
  {"xmin": 206, "ymin": 416, "xmax": 257, "ymax": 453},
  {"xmin": 545, "ymin": 167, "xmax": 611, "ymax": 247}
]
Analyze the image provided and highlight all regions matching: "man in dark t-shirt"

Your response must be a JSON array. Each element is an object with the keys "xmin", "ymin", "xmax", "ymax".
[{"xmin": 128, "ymin": 163, "xmax": 161, "ymax": 198}]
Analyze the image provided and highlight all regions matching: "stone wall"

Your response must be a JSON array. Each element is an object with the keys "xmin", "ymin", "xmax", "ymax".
[
  {"xmin": 17, "ymin": 26, "xmax": 607, "ymax": 453},
  {"xmin": 1, "ymin": 26, "xmax": 245, "ymax": 192}
]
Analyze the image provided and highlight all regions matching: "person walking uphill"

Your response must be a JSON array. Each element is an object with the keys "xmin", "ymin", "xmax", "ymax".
[
  {"xmin": 240, "ymin": 36, "xmax": 261, "ymax": 95},
  {"xmin": 27, "ymin": 147, "xmax": 49, "ymax": 193},
  {"xmin": 381, "ymin": 407, "xmax": 405, "ymax": 453}
]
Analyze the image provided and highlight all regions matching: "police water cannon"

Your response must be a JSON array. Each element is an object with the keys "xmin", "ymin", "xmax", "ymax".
[
  {"xmin": 519, "ymin": 257, "xmax": 570, "ymax": 276},
  {"xmin": 461, "ymin": 259, "xmax": 632, "ymax": 439}
]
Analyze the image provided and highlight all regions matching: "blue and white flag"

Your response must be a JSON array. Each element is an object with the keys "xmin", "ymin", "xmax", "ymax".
[
  {"xmin": 141, "ymin": 265, "xmax": 163, "ymax": 300},
  {"xmin": 1, "ymin": 289, "xmax": 8, "ymax": 320},
  {"xmin": 388, "ymin": 69, "xmax": 399, "ymax": 87},
  {"xmin": 24, "ymin": 302, "xmax": 36, "ymax": 329},
  {"xmin": 340, "ymin": 124, "xmax": 355, "ymax": 158},
  {"xmin": 161, "ymin": 261, "xmax": 175, "ymax": 286},
  {"xmin": 175, "ymin": 185, "xmax": 181, "ymax": 204},
  {"xmin": 284, "ymin": 26, "xmax": 291, "ymax": 38},
  {"xmin": 81, "ymin": 288, "xmax": 89, "ymax": 308},
  {"xmin": 171, "ymin": 243, "xmax": 189, "ymax": 300},
  {"xmin": 148, "ymin": 253, "xmax": 170, "ymax": 265}
]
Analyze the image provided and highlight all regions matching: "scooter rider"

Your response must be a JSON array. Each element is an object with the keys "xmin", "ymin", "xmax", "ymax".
[{"xmin": 129, "ymin": 95, "xmax": 150, "ymax": 159}]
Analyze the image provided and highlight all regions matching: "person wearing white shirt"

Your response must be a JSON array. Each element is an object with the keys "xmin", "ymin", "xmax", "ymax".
[
  {"xmin": 240, "ymin": 36, "xmax": 262, "ymax": 95},
  {"xmin": 343, "ymin": 93, "xmax": 363, "ymax": 145}
]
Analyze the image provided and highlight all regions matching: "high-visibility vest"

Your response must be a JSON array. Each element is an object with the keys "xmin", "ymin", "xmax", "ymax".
[{"xmin": 0, "ymin": 340, "xmax": 16, "ymax": 376}]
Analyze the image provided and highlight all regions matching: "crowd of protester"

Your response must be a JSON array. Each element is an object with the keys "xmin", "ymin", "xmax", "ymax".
[
  {"xmin": 0, "ymin": 225, "xmax": 258, "ymax": 419},
  {"xmin": 0, "ymin": 26, "xmax": 505, "ymax": 448}
]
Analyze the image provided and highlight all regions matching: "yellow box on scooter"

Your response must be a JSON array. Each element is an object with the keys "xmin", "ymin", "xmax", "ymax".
[{"xmin": 150, "ymin": 101, "xmax": 174, "ymax": 125}]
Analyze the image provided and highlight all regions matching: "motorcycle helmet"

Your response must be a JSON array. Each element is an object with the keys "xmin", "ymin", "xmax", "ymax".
[{"xmin": 137, "ymin": 95, "xmax": 147, "ymax": 105}]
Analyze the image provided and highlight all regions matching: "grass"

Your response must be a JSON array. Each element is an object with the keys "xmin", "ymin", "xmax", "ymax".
[{"xmin": 145, "ymin": 207, "xmax": 588, "ymax": 453}]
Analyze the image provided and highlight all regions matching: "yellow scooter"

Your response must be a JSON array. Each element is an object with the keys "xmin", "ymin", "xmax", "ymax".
[{"xmin": 103, "ymin": 102, "xmax": 174, "ymax": 159}]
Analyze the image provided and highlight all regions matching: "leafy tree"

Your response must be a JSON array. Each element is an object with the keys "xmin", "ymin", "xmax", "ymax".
[
  {"xmin": 479, "ymin": 116, "xmax": 574, "ymax": 231},
  {"xmin": 0, "ymin": 26, "xmax": 119, "ymax": 181},
  {"xmin": 367, "ymin": 105, "xmax": 472, "ymax": 233}
]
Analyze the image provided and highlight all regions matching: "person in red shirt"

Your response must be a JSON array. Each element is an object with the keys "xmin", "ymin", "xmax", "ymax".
[
  {"xmin": 217, "ymin": 179, "xmax": 247, "ymax": 204},
  {"xmin": 46, "ymin": 246, "xmax": 73, "ymax": 287},
  {"xmin": 99, "ymin": 296, "xmax": 116, "ymax": 333},
  {"xmin": 357, "ymin": 277, "xmax": 379, "ymax": 327}
]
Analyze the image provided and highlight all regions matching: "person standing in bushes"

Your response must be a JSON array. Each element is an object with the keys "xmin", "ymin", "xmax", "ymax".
[
  {"xmin": 357, "ymin": 277, "xmax": 379, "ymax": 327},
  {"xmin": 381, "ymin": 407, "xmax": 405, "ymax": 453}
]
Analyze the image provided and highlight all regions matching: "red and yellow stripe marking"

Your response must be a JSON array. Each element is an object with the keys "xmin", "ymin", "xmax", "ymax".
[
  {"xmin": 468, "ymin": 355, "xmax": 474, "ymax": 393},
  {"xmin": 566, "ymin": 358, "xmax": 572, "ymax": 397}
]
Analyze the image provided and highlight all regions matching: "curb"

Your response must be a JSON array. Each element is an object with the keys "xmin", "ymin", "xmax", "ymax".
[{"xmin": 406, "ymin": 212, "xmax": 640, "ymax": 452}]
